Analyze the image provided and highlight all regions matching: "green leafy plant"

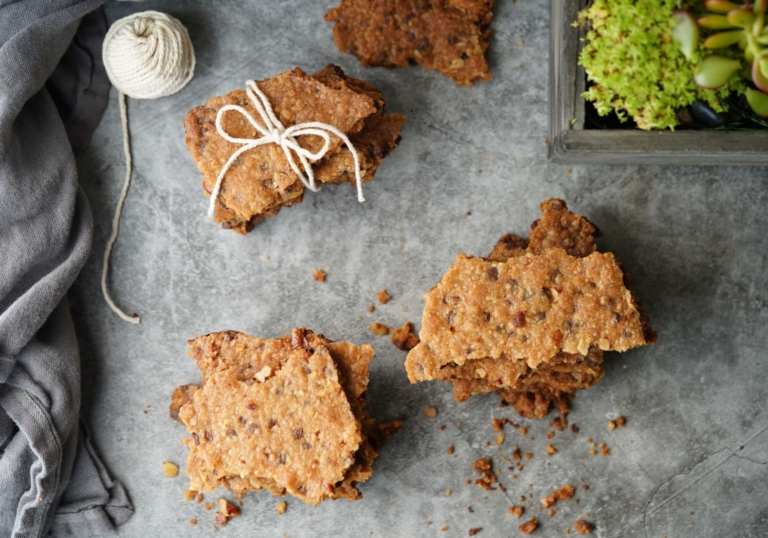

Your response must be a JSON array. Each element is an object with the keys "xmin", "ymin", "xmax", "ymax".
[{"xmin": 577, "ymin": 0, "xmax": 742, "ymax": 130}]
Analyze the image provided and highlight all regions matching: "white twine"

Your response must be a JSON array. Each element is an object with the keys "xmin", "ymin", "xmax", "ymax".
[
  {"xmin": 208, "ymin": 79, "xmax": 365, "ymax": 219},
  {"xmin": 101, "ymin": 11, "xmax": 196, "ymax": 324}
]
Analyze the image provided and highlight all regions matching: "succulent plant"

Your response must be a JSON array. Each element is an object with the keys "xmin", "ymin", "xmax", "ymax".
[{"xmin": 674, "ymin": 0, "xmax": 768, "ymax": 117}]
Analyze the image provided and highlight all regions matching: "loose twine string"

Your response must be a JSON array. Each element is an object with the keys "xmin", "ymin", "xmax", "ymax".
[{"xmin": 101, "ymin": 11, "xmax": 195, "ymax": 324}]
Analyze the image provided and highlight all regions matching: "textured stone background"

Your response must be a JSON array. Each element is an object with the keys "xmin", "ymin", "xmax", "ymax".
[{"xmin": 72, "ymin": 0, "xmax": 768, "ymax": 536}]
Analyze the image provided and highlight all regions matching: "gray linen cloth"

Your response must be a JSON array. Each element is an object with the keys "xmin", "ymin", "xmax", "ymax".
[{"xmin": 0, "ymin": 1, "xmax": 133, "ymax": 536}]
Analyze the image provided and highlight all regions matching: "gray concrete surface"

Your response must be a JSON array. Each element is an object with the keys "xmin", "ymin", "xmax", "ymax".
[{"xmin": 71, "ymin": 0, "xmax": 768, "ymax": 536}]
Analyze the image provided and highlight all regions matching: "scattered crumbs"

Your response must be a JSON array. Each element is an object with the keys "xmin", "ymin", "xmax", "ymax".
[
  {"xmin": 589, "ymin": 449, "xmax": 597, "ymax": 456},
  {"xmin": 468, "ymin": 506, "xmax": 474, "ymax": 513},
  {"xmin": 189, "ymin": 519, "xmax": 197, "ymax": 526},
  {"xmin": 424, "ymin": 406, "xmax": 438, "ymax": 419},
  {"xmin": 266, "ymin": 255, "xmax": 270, "ymax": 260},
  {"xmin": 566, "ymin": 529, "xmax": 571, "ymax": 535},
  {"xmin": 518, "ymin": 518, "xmax": 538, "ymax": 535},
  {"xmin": 446, "ymin": 489, "xmax": 452, "ymax": 496},
  {"xmin": 312, "ymin": 269, "xmax": 326, "ymax": 283},
  {"xmin": 582, "ymin": 485, "xmax": 589, "ymax": 491},
  {"xmin": 204, "ymin": 502, "xmax": 214, "ymax": 510},
  {"xmin": 447, "ymin": 445, "xmax": 455, "ymax": 455},
  {"xmin": 512, "ymin": 446, "xmax": 521, "ymax": 461},
  {"xmin": 367, "ymin": 304, "xmax": 375, "ymax": 313},
  {"xmin": 600, "ymin": 443, "xmax": 610, "ymax": 456},
  {"xmin": 370, "ymin": 322, "xmax": 389, "ymax": 336},
  {"xmin": 378, "ymin": 419, "xmax": 405, "ymax": 439},
  {"xmin": 377, "ymin": 289, "xmax": 391, "ymax": 304},
  {"xmin": 276, "ymin": 501, "xmax": 287, "ymax": 515},
  {"xmin": 574, "ymin": 519, "xmax": 595, "ymax": 535},
  {"xmin": 391, "ymin": 321, "xmax": 420, "ymax": 350},
  {"xmin": 473, "ymin": 458, "xmax": 497, "ymax": 490},
  {"xmin": 499, "ymin": 484, "xmax": 507, "ymax": 492},
  {"xmin": 469, "ymin": 528, "xmax": 483, "ymax": 536},
  {"xmin": 571, "ymin": 424, "xmax": 579, "ymax": 433},
  {"xmin": 617, "ymin": 416, "xmax": 626, "ymax": 427},
  {"xmin": 516, "ymin": 39, "xmax": 524, "ymax": 45},
  {"xmin": 183, "ymin": 490, "xmax": 196, "ymax": 501},
  {"xmin": 143, "ymin": 410, "xmax": 147, "ymax": 414},
  {"xmin": 524, "ymin": 452, "xmax": 533, "ymax": 460},
  {"xmin": 630, "ymin": 504, "xmax": 636, "ymax": 509},
  {"xmin": 467, "ymin": 211, "xmax": 473, "ymax": 215},
  {"xmin": 441, "ymin": 526, "xmax": 449, "ymax": 532},
  {"xmin": 428, "ymin": 521, "xmax": 433, "ymax": 525},
  {"xmin": 549, "ymin": 416, "xmax": 568, "ymax": 431},
  {"xmin": 456, "ymin": 423, "xmax": 463, "ymax": 428},
  {"xmin": 466, "ymin": 479, "xmax": 472, "ymax": 485},
  {"xmin": 492, "ymin": 418, "xmax": 505, "ymax": 432},
  {"xmin": 519, "ymin": 496, "xmax": 527, "ymax": 503},
  {"xmin": 495, "ymin": 433, "xmax": 505, "ymax": 445},
  {"xmin": 548, "ymin": 508, "xmax": 558, "ymax": 517},
  {"xmin": 547, "ymin": 444, "xmax": 557, "ymax": 456},
  {"xmin": 547, "ymin": 431, "xmax": 555, "ymax": 439},
  {"xmin": 607, "ymin": 420, "xmax": 616, "ymax": 431},
  {"xmin": 519, "ymin": 427, "xmax": 528, "ymax": 435},
  {"xmin": 509, "ymin": 506, "xmax": 524, "ymax": 518},
  {"xmin": 484, "ymin": 441, "xmax": 490, "ymax": 447},
  {"xmin": 440, "ymin": 424, "xmax": 447, "ymax": 431},
  {"xmin": 162, "ymin": 461, "xmax": 178, "ymax": 477},
  {"xmin": 567, "ymin": 168, "xmax": 573, "ymax": 174},
  {"xmin": 587, "ymin": 438, "xmax": 594, "ymax": 446}
]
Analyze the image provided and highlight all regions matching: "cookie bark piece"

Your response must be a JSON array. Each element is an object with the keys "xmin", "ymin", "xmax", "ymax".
[
  {"xmin": 325, "ymin": 0, "xmax": 494, "ymax": 87},
  {"xmin": 438, "ymin": 348, "xmax": 604, "ymax": 403},
  {"xmin": 406, "ymin": 249, "xmax": 652, "ymax": 382},
  {"xmin": 184, "ymin": 65, "xmax": 404, "ymax": 233},
  {"xmin": 179, "ymin": 344, "xmax": 361, "ymax": 505},
  {"xmin": 498, "ymin": 388, "xmax": 572, "ymax": 419},
  {"xmin": 183, "ymin": 329, "xmax": 379, "ymax": 501}
]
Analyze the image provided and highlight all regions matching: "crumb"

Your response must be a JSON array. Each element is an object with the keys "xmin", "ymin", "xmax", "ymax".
[
  {"xmin": 218, "ymin": 498, "xmax": 240, "ymax": 518},
  {"xmin": 312, "ymin": 269, "xmax": 327, "ymax": 282},
  {"xmin": 189, "ymin": 518, "xmax": 198, "ymax": 525},
  {"xmin": 582, "ymin": 485, "xmax": 589, "ymax": 491},
  {"xmin": 589, "ymin": 450, "xmax": 597, "ymax": 456},
  {"xmin": 519, "ymin": 427, "xmax": 528, "ymax": 436},
  {"xmin": 547, "ymin": 431, "xmax": 555, "ymax": 439},
  {"xmin": 276, "ymin": 501, "xmax": 287, "ymax": 514},
  {"xmin": 377, "ymin": 289, "xmax": 391, "ymax": 304},
  {"xmin": 571, "ymin": 424, "xmax": 579, "ymax": 433},
  {"xmin": 518, "ymin": 518, "xmax": 538, "ymax": 534},
  {"xmin": 183, "ymin": 490, "xmax": 196, "ymax": 501},
  {"xmin": 391, "ymin": 321, "xmax": 420, "ymax": 350},
  {"xmin": 617, "ymin": 416, "xmax": 626, "ymax": 427},
  {"xmin": 378, "ymin": 419, "xmax": 405, "ymax": 438},
  {"xmin": 440, "ymin": 424, "xmax": 447, "ymax": 430},
  {"xmin": 162, "ymin": 461, "xmax": 179, "ymax": 477},
  {"xmin": 467, "ymin": 211, "xmax": 472, "ymax": 216},
  {"xmin": 143, "ymin": 410, "xmax": 147, "ymax": 414},
  {"xmin": 370, "ymin": 322, "xmax": 389, "ymax": 335},
  {"xmin": 424, "ymin": 406, "xmax": 438, "ymax": 418},
  {"xmin": 485, "ymin": 441, "xmax": 490, "ymax": 447},
  {"xmin": 524, "ymin": 452, "xmax": 532, "ymax": 460},
  {"xmin": 456, "ymin": 423, "xmax": 462, "ymax": 428},
  {"xmin": 549, "ymin": 417, "xmax": 568, "ymax": 431},
  {"xmin": 499, "ymin": 484, "xmax": 507, "ymax": 492},
  {"xmin": 428, "ymin": 521, "xmax": 433, "ymax": 525},
  {"xmin": 599, "ymin": 443, "xmax": 610, "ymax": 456},
  {"xmin": 495, "ymin": 433, "xmax": 505, "ymax": 445},
  {"xmin": 492, "ymin": 418, "xmax": 505, "ymax": 432},
  {"xmin": 607, "ymin": 420, "xmax": 616, "ymax": 431},
  {"xmin": 548, "ymin": 508, "xmax": 558, "ymax": 517},
  {"xmin": 509, "ymin": 506, "xmax": 524, "ymax": 518},
  {"xmin": 205, "ymin": 502, "xmax": 214, "ymax": 510},
  {"xmin": 473, "ymin": 458, "xmax": 497, "ymax": 490},
  {"xmin": 213, "ymin": 513, "xmax": 228, "ymax": 527},
  {"xmin": 197, "ymin": 494, "xmax": 203, "ymax": 504},
  {"xmin": 469, "ymin": 528, "xmax": 483, "ymax": 536},
  {"xmin": 446, "ymin": 489, "xmax": 452, "ymax": 496},
  {"xmin": 447, "ymin": 445, "xmax": 455, "ymax": 454},
  {"xmin": 468, "ymin": 506, "xmax": 474, "ymax": 513},
  {"xmin": 466, "ymin": 479, "xmax": 472, "ymax": 484},
  {"xmin": 367, "ymin": 304, "xmax": 375, "ymax": 312},
  {"xmin": 512, "ymin": 446, "xmax": 521, "ymax": 461},
  {"xmin": 441, "ymin": 526, "xmax": 449, "ymax": 532},
  {"xmin": 547, "ymin": 444, "xmax": 557, "ymax": 455},
  {"xmin": 574, "ymin": 520, "xmax": 595, "ymax": 534},
  {"xmin": 541, "ymin": 496, "xmax": 556, "ymax": 508}
]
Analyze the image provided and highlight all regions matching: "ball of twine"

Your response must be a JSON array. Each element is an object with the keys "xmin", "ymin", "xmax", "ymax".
[{"xmin": 103, "ymin": 10, "xmax": 195, "ymax": 99}]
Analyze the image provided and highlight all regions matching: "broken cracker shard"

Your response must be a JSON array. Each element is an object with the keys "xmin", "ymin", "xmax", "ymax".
[
  {"xmin": 184, "ymin": 65, "xmax": 405, "ymax": 234},
  {"xmin": 171, "ymin": 328, "xmax": 381, "ymax": 505},
  {"xmin": 403, "ymin": 199, "xmax": 656, "ymax": 419}
]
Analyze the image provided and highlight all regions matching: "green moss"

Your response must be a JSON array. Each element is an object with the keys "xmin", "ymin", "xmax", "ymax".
[{"xmin": 577, "ymin": 0, "xmax": 743, "ymax": 130}]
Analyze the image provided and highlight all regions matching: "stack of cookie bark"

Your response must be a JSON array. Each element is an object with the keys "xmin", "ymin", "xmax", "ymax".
[
  {"xmin": 184, "ymin": 65, "xmax": 405, "ymax": 233},
  {"xmin": 405, "ymin": 199, "xmax": 656, "ymax": 418},
  {"xmin": 169, "ymin": 328, "xmax": 380, "ymax": 504}
]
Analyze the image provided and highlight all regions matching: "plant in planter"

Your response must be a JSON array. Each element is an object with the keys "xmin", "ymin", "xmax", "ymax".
[{"xmin": 576, "ymin": 0, "xmax": 767, "ymax": 130}]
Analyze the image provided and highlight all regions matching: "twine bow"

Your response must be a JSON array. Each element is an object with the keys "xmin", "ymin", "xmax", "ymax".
[{"xmin": 208, "ymin": 79, "xmax": 364, "ymax": 218}]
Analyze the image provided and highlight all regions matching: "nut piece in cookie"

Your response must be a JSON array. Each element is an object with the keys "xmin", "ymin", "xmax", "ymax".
[{"xmin": 325, "ymin": 0, "xmax": 494, "ymax": 87}]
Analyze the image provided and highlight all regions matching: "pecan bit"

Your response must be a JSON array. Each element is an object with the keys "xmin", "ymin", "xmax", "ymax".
[
  {"xmin": 217, "ymin": 498, "xmax": 240, "ymax": 518},
  {"xmin": 574, "ymin": 519, "xmax": 595, "ymax": 534},
  {"xmin": 378, "ymin": 419, "xmax": 405, "ymax": 439},
  {"xmin": 518, "ymin": 517, "xmax": 538, "ymax": 534},
  {"xmin": 291, "ymin": 329, "xmax": 306, "ymax": 350}
]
